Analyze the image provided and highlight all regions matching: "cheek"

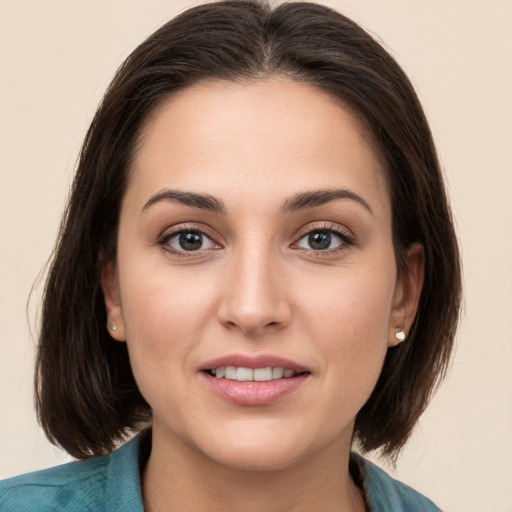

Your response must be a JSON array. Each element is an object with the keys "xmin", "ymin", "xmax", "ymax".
[
  {"xmin": 117, "ymin": 261, "xmax": 217, "ymax": 380},
  {"xmin": 297, "ymin": 261, "xmax": 395, "ymax": 391},
  {"xmin": 121, "ymin": 255, "xmax": 208, "ymax": 327},
  {"xmin": 302, "ymin": 263, "xmax": 395, "ymax": 339},
  {"xmin": 116, "ymin": 267, "xmax": 217, "ymax": 430}
]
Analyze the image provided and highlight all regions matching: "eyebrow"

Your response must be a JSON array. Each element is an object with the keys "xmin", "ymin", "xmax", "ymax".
[
  {"xmin": 142, "ymin": 189, "xmax": 227, "ymax": 214},
  {"xmin": 142, "ymin": 187, "xmax": 373, "ymax": 216},
  {"xmin": 281, "ymin": 189, "xmax": 373, "ymax": 215}
]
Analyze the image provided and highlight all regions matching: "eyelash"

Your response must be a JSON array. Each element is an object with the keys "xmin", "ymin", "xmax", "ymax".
[
  {"xmin": 157, "ymin": 222, "xmax": 355, "ymax": 257},
  {"xmin": 292, "ymin": 223, "xmax": 355, "ymax": 255},
  {"xmin": 157, "ymin": 223, "xmax": 220, "ymax": 258}
]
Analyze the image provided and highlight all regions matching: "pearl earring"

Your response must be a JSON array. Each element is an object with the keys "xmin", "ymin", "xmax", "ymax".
[
  {"xmin": 107, "ymin": 321, "xmax": 117, "ymax": 332},
  {"xmin": 394, "ymin": 330, "xmax": 406, "ymax": 342}
]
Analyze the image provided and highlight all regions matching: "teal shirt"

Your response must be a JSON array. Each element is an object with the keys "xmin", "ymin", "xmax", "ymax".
[{"xmin": 0, "ymin": 432, "xmax": 441, "ymax": 511}]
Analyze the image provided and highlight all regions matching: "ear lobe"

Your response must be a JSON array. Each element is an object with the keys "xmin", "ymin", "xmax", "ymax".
[
  {"xmin": 388, "ymin": 243, "xmax": 425, "ymax": 347},
  {"xmin": 100, "ymin": 260, "xmax": 126, "ymax": 341}
]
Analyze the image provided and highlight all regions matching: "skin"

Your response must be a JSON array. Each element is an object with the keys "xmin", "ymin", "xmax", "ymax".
[{"xmin": 102, "ymin": 78, "xmax": 424, "ymax": 512}]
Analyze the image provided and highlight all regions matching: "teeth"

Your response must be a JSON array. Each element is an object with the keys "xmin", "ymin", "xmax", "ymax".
[
  {"xmin": 254, "ymin": 368, "xmax": 272, "ymax": 381},
  {"xmin": 272, "ymin": 367, "xmax": 284, "ymax": 379},
  {"xmin": 225, "ymin": 366, "xmax": 237, "ymax": 379},
  {"xmin": 236, "ymin": 367, "xmax": 253, "ymax": 381},
  {"xmin": 212, "ymin": 366, "xmax": 297, "ymax": 381}
]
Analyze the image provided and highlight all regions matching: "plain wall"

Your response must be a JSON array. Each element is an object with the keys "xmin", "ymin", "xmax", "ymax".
[{"xmin": 1, "ymin": 1, "xmax": 511, "ymax": 510}]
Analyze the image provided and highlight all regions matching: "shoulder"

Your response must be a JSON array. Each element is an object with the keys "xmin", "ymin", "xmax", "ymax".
[
  {"xmin": 0, "ymin": 455, "xmax": 110, "ymax": 512},
  {"xmin": 353, "ymin": 454, "xmax": 443, "ymax": 512},
  {"xmin": 0, "ymin": 433, "xmax": 146, "ymax": 512}
]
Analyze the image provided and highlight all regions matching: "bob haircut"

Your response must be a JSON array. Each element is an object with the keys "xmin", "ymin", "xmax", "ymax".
[{"xmin": 36, "ymin": 0, "xmax": 462, "ymax": 461}]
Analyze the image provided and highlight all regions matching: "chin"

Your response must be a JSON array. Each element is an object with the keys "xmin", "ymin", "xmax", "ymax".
[
  {"xmin": 205, "ymin": 441, "xmax": 306, "ymax": 473},
  {"xmin": 193, "ymin": 420, "xmax": 336, "ymax": 473}
]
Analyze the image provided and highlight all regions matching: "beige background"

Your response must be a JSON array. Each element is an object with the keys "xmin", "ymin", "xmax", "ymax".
[{"xmin": 1, "ymin": 1, "xmax": 511, "ymax": 510}]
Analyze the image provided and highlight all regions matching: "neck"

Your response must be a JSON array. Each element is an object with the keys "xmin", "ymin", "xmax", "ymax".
[{"xmin": 142, "ymin": 426, "xmax": 366, "ymax": 512}]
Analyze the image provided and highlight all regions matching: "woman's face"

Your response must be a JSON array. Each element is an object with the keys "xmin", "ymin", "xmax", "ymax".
[{"xmin": 103, "ymin": 78, "xmax": 421, "ymax": 471}]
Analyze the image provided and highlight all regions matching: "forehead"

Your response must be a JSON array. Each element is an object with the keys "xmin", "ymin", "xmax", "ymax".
[{"xmin": 126, "ymin": 78, "xmax": 390, "ymax": 218}]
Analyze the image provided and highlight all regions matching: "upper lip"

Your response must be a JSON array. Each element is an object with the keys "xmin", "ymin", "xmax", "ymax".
[{"xmin": 200, "ymin": 354, "xmax": 308, "ymax": 373}]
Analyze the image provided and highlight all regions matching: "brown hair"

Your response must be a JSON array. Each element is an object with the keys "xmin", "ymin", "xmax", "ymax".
[{"xmin": 36, "ymin": 0, "xmax": 462, "ymax": 460}]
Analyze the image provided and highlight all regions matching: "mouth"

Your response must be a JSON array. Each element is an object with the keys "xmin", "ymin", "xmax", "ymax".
[
  {"xmin": 204, "ymin": 366, "xmax": 307, "ymax": 381},
  {"xmin": 199, "ymin": 355, "xmax": 310, "ymax": 406}
]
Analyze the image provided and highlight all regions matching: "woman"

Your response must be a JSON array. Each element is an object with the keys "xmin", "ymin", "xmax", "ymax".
[{"xmin": 0, "ymin": 1, "xmax": 461, "ymax": 510}]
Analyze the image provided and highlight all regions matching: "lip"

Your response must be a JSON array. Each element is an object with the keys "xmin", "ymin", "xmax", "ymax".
[
  {"xmin": 200, "ymin": 354, "xmax": 307, "ymax": 373},
  {"xmin": 199, "ymin": 353, "xmax": 310, "ymax": 406},
  {"xmin": 201, "ymin": 372, "xmax": 309, "ymax": 406}
]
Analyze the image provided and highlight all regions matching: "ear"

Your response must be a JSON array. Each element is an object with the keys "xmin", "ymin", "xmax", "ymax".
[
  {"xmin": 100, "ymin": 260, "xmax": 126, "ymax": 342},
  {"xmin": 388, "ymin": 243, "xmax": 425, "ymax": 347}
]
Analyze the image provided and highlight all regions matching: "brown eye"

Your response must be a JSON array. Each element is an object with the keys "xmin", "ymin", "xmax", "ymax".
[
  {"xmin": 308, "ymin": 231, "xmax": 332, "ymax": 250},
  {"xmin": 165, "ymin": 230, "xmax": 216, "ymax": 252},
  {"xmin": 296, "ymin": 229, "xmax": 348, "ymax": 251}
]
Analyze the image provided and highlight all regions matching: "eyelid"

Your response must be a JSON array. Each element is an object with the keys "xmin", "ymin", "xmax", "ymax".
[
  {"xmin": 291, "ymin": 222, "xmax": 355, "ymax": 252},
  {"xmin": 157, "ymin": 223, "xmax": 223, "ymax": 254},
  {"xmin": 156, "ymin": 221, "xmax": 354, "ymax": 257}
]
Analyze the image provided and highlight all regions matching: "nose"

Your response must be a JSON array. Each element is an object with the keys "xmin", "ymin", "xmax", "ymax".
[{"xmin": 216, "ymin": 244, "xmax": 292, "ymax": 337}]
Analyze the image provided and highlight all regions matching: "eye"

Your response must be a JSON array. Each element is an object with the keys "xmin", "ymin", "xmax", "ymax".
[
  {"xmin": 163, "ymin": 229, "xmax": 218, "ymax": 252},
  {"xmin": 295, "ymin": 229, "xmax": 351, "ymax": 252}
]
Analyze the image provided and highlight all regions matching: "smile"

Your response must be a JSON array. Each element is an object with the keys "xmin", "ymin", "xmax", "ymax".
[
  {"xmin": 200, "ymin": 355, "xmax": 310, "ymax": 405},
  {"xmin": 208, "ymin": 366, "xmax": 299, "ymax": 381}
]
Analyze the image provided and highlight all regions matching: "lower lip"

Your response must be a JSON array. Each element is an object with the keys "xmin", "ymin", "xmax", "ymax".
[{"xmin": 201, "ymin": 372, "xmax": 309, "ymax": 406}]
